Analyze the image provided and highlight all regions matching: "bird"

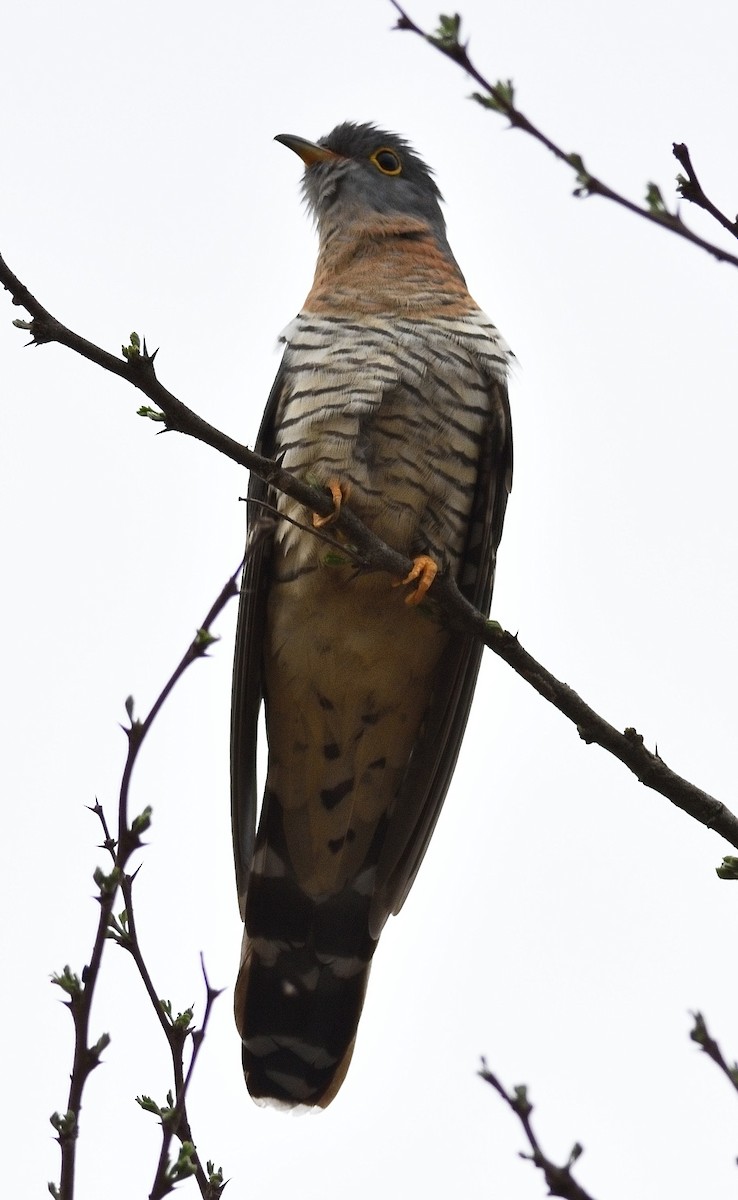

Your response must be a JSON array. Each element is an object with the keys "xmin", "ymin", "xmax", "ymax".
[{"xmin": 231, "ymin": 121, "xmax": 513, "ymax": 1108}]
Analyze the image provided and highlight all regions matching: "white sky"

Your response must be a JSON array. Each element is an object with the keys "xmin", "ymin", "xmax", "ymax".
[{"xmin": 3, "ymin": 1, "xmax": 738, "ymax": 1197}]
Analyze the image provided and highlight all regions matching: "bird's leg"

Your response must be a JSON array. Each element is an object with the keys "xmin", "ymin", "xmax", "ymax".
[
  {"xmin": 393, "ymin": 555, "xmax": 439, "ymax": 606},
  {"xmin": 313, "ymin": 479, "xmax": 351, "ymax": 528}
]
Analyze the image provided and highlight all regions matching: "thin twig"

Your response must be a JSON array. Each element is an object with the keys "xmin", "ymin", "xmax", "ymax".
[
  {"xmin": 479, "ymin": 1061, "xmax": 596, "ymax": 1200},
  {"xmin": 389, "ymin": 4, "xmax": 738, "ymax": 269},
  {"xmin": 49, "ymin": 572, "xmax": 236, "ymax": 1200},
  {"xmin": 673, "ymin": 143, "xmax": 738, "ymax": 239},
  {"xmin": 690, "ymin": 1012, "xmax": 738, "ymax": 1097},
  {"xmin": 114, "ymin": 879, "xmax": 224, "ymax": 1198},
  {"xmin": 0, "ymin": 251, "xmax": 338, "ymax": 523},
  {"xmin": 145, "ymin": 958, "xmax": 225, "ymax": 1200},
  {"xmin": 4, "ymin": 255, "xmax": 738, "ymax": 861},
  {"xmin": 447, "ymin": 584, "xmax": 738, "ymax": 847},
  {"xmin": 244, "ymin": 495, "xmax": 369, "ymax": 560}
]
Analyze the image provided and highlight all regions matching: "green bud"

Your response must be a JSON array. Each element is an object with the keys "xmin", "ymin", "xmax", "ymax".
[
  {"xmin": 93, "ymin": 865, "xmax": 121, "ymax": 895},
  {"xmin": 51, "ymin": 966, "xmax": 82, "ymax": 997},
  {"xmin": 432, "ymin": 13, "xmax": 462, "ymax": 49},
  {"xmin": 136, "ymin": 1094, "xmax": 163, "ymax": 1116},
  {"xmin": 122, "ymin": 331, "xmax": 141, "ymax": 360},
  {"xmin": 645, "ymin": 182, "xmax": 669, "ymax": 217},
  {"xmin": 512, "ymin": 1084, "xmax": 532, "ymax": 1117},
  {"xmin": 90, "ymin": 1032, "xmax": 111, "ymax": 1060},
  {"xmin": 136, "ymin": 405, "xmax": 166, "ymax": 422},
  {"xmin": 131, "ymin": 806, "xmax": 153, "ymax": 835},
  {"xmin": 172, "ymin": 1005, "xmax": 195, "ymax": 1032},
  {"xmin": 716, "ymin": 856, "xmax": 738, "ymax": 880},
  {"xmin": 207, "ymin": 1162, "xmax": 224, "ymax": 1186},
  {"xmin": 194, "ymin": 628, "xmax": 218, "ymax": 650},
  {"xmin": 50, "ymin": 1109, "xmax": 77, "ymax": 1137},
  {"xmin": 471, "ymin": 80, "xmax": 515, "ymax": 114},
  {"xmin": 166, "ymin": 1142, "xmax": 198, "ymax": 1183}
]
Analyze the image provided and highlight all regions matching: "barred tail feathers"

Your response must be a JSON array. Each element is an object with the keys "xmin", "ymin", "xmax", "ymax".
[{"xmin": 235, "ymin": 831, "xmax": 378, "ymax": 1108}]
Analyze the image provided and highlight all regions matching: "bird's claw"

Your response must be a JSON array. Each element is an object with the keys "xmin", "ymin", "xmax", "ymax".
[
  {"xmin": 313, "ymin": 479, "xmax": 350, "ymax": 528},
  {"xmin": 393, "ymin": 555, "xmax": 439, "ymax": 605}
]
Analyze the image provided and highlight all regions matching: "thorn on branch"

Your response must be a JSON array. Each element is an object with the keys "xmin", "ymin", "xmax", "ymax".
[
  {"xmin": 690, "ymin": 1011, "xmax": 738, "ymax": 1094},
  {"xmin": 88, "ymin": 798, "xmax": 117, "ymax": 855},
  {"xmin": 389, "ymin": 0, "xmax": 421, "ymax": 34}
]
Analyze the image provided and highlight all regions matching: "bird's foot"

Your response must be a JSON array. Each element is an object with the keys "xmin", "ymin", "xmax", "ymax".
[
  {"xmin": 393, "ymin": 555, "xmax": 439, "ymax": 606},
  {"xmin": 313, "ymin": 479, "xmax": 350, "ymax": 528}
]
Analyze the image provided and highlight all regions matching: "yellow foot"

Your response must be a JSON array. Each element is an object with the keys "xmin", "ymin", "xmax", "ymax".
[
  {"xmin": 393, "ymin": 554, "xmax": 439, "ymax": 606},
  {"xmin": 313, "ymin": 479, "xmax": 350, "ymax": 528}
]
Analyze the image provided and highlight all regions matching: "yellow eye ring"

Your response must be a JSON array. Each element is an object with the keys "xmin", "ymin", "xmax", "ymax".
[{"xmin": 370, "ymin": 147, "xmax": 402, "ymax": 176}]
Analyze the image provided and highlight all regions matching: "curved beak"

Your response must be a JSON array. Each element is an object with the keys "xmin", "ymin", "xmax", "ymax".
[{"xmin": 274, "ymin": 133, "xmax": 341, "ymax": 166}]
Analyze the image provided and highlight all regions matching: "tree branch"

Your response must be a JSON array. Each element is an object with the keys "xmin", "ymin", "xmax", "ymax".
[
  {"xmin": 48, "ymin": 574, "xmax": 235, "ymax": 1200},
  {"xmin": 673, "ymin": 142, "xmax": 738, "ymax": 239},
  {"xmin": 136, "ymin": 958, "xmax": 224, "ymax": 1200},
  {"xmin": 390, "ymin": 5, "xmax": 738, "ymax": 269},
  {"xmin": 690, "ymin": 1012, "xmax": 738, "ymax": 1097},
  {"xmin": 112, "ymin": 879, "xmax": 225, "ymax": 1199},
  {"xmin": 4, "ymin": 251, "xmax": 738, "ymax": 867},
  {"xmin": 479, "ymin": 1061, "xmax": 596, "ymax": 1200}
]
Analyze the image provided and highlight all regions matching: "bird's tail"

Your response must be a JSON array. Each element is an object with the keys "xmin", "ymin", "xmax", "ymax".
[{"xmin": 235, "ymin": 882, "xmax": 377, "ymax": 1108}]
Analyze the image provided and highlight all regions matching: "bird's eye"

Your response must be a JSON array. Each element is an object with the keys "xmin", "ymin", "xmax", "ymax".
[{"xmin": 370, "ymin": 147, "xmax": 402, "ymax": 176}]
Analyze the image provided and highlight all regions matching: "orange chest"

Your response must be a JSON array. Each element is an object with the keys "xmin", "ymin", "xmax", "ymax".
[{"xmin": 304, "ymin": 220, "xmax": 477, "ymax": 318}]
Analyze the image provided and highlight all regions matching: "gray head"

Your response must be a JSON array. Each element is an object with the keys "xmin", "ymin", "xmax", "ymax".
[{"xmin": 275, "ymin": 121, "xmax": 453, "ymax": 257}]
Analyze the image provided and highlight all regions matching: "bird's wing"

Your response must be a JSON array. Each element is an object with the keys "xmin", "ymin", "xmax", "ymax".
[
  {"xmin": 230, "ymin": 363, "xmax": 285, "ymax": 918},
  {"xmin": 369, "ymin": 373, "xmax": 513, "ymax": 935}
]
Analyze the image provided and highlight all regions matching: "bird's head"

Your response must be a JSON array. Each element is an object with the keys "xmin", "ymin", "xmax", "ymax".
[{"xmin": 275, "ymin": 121, "xmax": 451, "ymax": 252}]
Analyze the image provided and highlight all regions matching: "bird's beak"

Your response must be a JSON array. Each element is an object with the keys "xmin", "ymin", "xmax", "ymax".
[{"xmin": 274, "ymin": 133, "xmax": 341, "ymax": 166}]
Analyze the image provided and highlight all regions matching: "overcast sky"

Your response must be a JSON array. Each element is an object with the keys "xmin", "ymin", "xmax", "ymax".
[{"xmin": 3, "ymin": 1, "xmax": 738, "ymax": 1197}]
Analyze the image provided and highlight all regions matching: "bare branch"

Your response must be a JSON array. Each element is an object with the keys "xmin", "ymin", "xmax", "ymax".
[
  {"xmin": 48, "ymin": 574, "xmax": 235, "ymax": 1199},
  {"xmin": 142, "ymin": 958, "xmax": 225, "ymax": 1200},
  {"xmin": 479, "ymin": 1061, "xmax": 596, "ymax": 1200},
  {"xmin": 673, "ymin": 142, "xmax": 738, "ymax": 239},
  {"xmin": 115, "ymin": 879, "xmax": 225, "ymax": 1198},
  {"xmin": 390, "ymin": 4, "xmax": 738, "ymax": 269},
  {"xmin": 466, "ymin": 603, "xmax": 738, "ymax": 849},
  {"xmin": 690, "ymin": 1012, "xmax": 738, "ymax": 1097}
]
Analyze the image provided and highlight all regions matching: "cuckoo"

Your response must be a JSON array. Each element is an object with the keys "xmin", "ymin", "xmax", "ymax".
[{"xmin": 231, "ymin": 121, "xmax": 513, "ymax": 1108}]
